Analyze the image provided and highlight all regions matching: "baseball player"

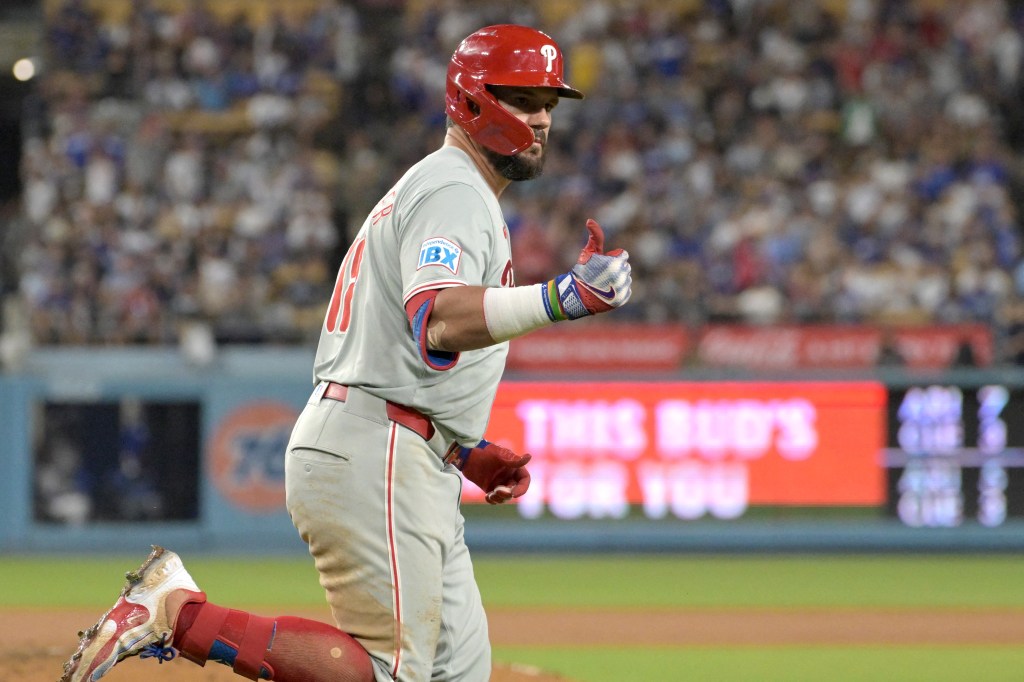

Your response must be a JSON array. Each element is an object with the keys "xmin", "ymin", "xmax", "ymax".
[{"xmin": 60, "ymin": 24, "xmax": 631, "ymax": 682}]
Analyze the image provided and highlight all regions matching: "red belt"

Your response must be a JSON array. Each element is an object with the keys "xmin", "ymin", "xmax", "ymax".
[{"xmin": 323, "ymin": 383, "xmax": 435, "ymax": 441}]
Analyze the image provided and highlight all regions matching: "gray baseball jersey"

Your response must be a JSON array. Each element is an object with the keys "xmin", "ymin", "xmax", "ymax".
[
  {"xmin": 313, "ymin": 145, "xmax": 512, "ymax": 445},
  {"xmin": 288, "ymin": 144, "xmax": 512, "ymax": 680}
]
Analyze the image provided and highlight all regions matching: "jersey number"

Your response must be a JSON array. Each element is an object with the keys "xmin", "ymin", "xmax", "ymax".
[{"xmin": 325, "ymin": 237, "xmax": 366, "ymax": 333}]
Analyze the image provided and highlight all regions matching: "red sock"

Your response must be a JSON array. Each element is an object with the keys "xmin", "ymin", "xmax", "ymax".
[{"xmin": 172, "ymin": 601, "xmax": 373, "ymax": 682}]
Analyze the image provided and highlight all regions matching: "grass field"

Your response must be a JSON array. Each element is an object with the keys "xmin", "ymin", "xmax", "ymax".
[{"xmin": 5, "ymin": 553, "xmax": 1024, "ymax": 681}]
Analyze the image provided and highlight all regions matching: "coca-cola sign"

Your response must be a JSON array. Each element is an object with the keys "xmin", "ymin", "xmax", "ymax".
[
  {"xmin": 696, "ymin": 325, "xmax": 991, "ymax": 370},
  {"xmin": 506, "ymin": 323, "xmax": 992, "ymax": 372}
]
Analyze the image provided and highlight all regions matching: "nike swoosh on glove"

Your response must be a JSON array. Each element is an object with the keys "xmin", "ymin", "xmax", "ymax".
[{"xmin": 543, "ymin": 219, "xmax": 632, "ymax": 320}]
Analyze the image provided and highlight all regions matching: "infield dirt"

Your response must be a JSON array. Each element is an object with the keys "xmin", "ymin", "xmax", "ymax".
[{"xmin": 4, "ymin": 607, "xmax": 1024, "ymax": 682}]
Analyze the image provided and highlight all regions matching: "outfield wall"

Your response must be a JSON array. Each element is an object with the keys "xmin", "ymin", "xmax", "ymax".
[{"xmin": 3, "ymin": 347, "xmax": 1024, "ymax": 555}]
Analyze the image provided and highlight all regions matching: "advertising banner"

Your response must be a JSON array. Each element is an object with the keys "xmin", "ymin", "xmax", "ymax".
[
  {"xmin": 695, "ymin": 324, "xmax": 992, "ymax": 370},
  {"xmin": 471, "ymin": 381, "xmax": 887, "ymax": 519},
  {"xmin": 505, "ymin": 323, "xmax": 992, "ymax": 372},
  {"xmin": 506, "ymin": 324, "xmax": 690, "ymax": 372}
]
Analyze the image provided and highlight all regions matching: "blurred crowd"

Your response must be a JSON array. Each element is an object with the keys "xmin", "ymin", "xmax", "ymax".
[{"xmin": 9, "ymin": 0, "xmax": 1024, "ymax": 361}]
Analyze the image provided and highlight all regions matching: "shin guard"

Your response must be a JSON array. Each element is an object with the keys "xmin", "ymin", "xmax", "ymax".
[
  {"xmin": 174, "ymin": 602, "xmax": 276, "ymax": 679},
  {"xmin": 173, "ymin": 602, "xmax": 373, "ymax": 682}
]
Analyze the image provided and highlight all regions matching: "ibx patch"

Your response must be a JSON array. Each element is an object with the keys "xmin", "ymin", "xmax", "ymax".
[{"xmin": 417, "ymin": 237, "xmax": 462, "ymax": 274}]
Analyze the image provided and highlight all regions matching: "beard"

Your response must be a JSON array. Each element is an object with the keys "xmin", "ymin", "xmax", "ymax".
[{"xmin": 485, "ymin": 136, "xmax": 546, "ymax": 181}]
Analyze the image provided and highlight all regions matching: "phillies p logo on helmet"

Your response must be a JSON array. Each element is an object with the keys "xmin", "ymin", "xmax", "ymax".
[{"xmin": 540, "ymin": 44, "xmax": 558, "ymax": 72}]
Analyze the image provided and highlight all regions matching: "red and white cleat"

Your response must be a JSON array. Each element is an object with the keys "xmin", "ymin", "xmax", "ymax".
[{"xmin": 59, "ymin": 546, "xmax": 205, "ymax": 682}]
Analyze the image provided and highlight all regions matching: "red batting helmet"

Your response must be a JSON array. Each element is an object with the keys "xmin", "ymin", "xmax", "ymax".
[{"xmin": 446, "ymin": 24, "xmax": 583, "ymax": 156}]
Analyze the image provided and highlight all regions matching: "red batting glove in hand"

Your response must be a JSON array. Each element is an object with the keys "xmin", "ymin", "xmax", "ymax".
[
  {"xmin": 542, "ymin": 219, "xmax": 632, "ymax": 321},
  {"xmin": 446, "ymin": 440, "xmax": 532, "ymax": 504}
]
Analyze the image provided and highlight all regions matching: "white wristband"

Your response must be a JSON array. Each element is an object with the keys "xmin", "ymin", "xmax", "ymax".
[{"xmin": 483, "ymin": 284, "xmax": 556, "ymax": 343}]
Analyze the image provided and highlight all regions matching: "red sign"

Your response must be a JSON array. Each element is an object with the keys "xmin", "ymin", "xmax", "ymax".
[
  {"xmin": 505, "ymin": 323, "xmax": 992, "ymax": 372},
  {"xmin": 469, "ymin": 381, "xmax": 887, "ymax": 519},
  {"xmin": 507, "ymin": 323, "xmax": 690, "ymax": 372},
  {"xmin": 890, "ymin": 325, "xmax": 992, "ymax": 367},
  {"xmin": 696, "ymin": 324, "xmax": 992, "ymax": 370}
]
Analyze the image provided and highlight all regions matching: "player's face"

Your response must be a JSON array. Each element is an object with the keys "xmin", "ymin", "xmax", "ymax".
[{"xmin": 486, "ymin": 86, "xmax": 559, "ymax": 181}]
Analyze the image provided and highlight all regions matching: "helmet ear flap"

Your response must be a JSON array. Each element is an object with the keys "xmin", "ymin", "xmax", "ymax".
[
  {"xmin": 472, "ymin": 97, "xmax": 536, "ymax": 155},
  {"xmin": 447, "ymin": 82, "xmax": 535, "ymax": 155}
]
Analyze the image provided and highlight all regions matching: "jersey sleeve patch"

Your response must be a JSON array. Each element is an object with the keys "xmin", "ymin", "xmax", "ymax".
[
  {"xmin": 417, "ymin": 237, "xmax": 462, "ymax": 274},
  {"xmin": 405, "ymin": 290, "xmax": 459, "ymax": 371}
]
